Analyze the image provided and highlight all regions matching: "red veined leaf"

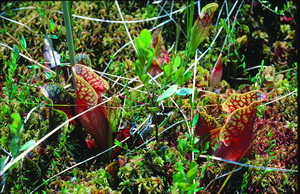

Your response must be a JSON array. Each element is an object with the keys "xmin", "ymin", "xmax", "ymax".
[
  {"xmin": 222, "ymin": 90, "xmax": 268, "ymax": 113},
  {"xmin": 74, "ymin": 73, "xmax": 112, "ymax": 154},
  {"xmin": 194, "ymin": 112, "xmax": 220, "ymax": 138},
  {"xmin": 214, "ymin": 100, "xmax": 265, "ymax": 161},
  {"xmin": 194, "ymin": 112, "xmax": 221, "ymax": 153},
  {"xmin": 209, "ymin": 127, "xmax": 221, "ymax": 146},
  {"xmin": 149, "ymin": 29, "xmax": 170, "ymax": 76},
  {"xmin": 73, "ymin": 64, "xmax": 109, "ymax": 97},
  {"xmin": 188, "ymin": 3, "xmax": 219, "ymax": 54},
  {"xmin": 220, "ymin": 101, "xmax": 264, "ymax": 146}
]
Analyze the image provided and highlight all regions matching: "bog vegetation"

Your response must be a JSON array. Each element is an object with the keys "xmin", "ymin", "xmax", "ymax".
[{"xmin": 0, "ymin": 1, "xmax": 297, "ymax": 193}]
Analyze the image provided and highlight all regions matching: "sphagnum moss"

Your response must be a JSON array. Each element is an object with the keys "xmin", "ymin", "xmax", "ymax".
[{"xmin": 0, "ymin": 1, "xmax": 297, "ymax": 193}]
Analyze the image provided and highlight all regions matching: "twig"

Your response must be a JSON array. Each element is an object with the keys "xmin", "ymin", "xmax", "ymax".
[
  {"xmin": 115, "ymin": 0, "xmax": 137, "ymax": 54},
  {"xmin": 198, "ymin": 154, "xmax": 298, "ymax": 173}
]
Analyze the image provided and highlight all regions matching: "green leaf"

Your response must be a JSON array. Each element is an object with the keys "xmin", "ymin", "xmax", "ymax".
[
  {"xmin": 28, "ymin": 65, "xmax": 40, "ymax": 69},
  {"xmin": 139, "ymin": 29, "xmax": 152, "ymax": 49},
  {"xmin": 175, "ymin": 67, "xmax": 185, "ymax": 86},
  {"xmin": 20, "ymin": 36, "xmax": 27, "ymax": 50},
  {"xmin": 135, "ymin": 38, "xmax": 145, "ymax": 50},
  {"xmin": 12, "ymin": 44, "xmax": 19, "ymax": 59},
  {"xmin": 9, "ymin": 137, "xmax": 19, "ymax": 157},
  {"xmin": 156, "ymin": 85, "xmax": 178, "ymax": 102},
  {"xmin": 175, "ymin": 88, "xmax": 193, "ymax": 96},
  {"xmin": 184, "ymin": 71, "xmax": 193, "ymax": 81},
  {"xmin": 173, "ymin": 55, "xmax": 181, "ymax": 68},
  {"xmin": 140, "ymin": 74, "xmax": 150, "ymax": 85},
  {"xmin": 145, "ymin": 48, "xmax": 154, "ymax": 72},
  {"xmin": 50, "ymin": 18, "xmax": 55, "ymax": 30},
  {"xmin": 9, "ymin": 112, "xmax": 22, "ymax": 133},
  {"xmin": 177, "ymin": 76, "xmax": 185, "ymax": 87},
  {"xmin": 36, "ymin": 7, "xmax": 45, "ymax": 17},
  {"xmin": 175, "ymin": 67, "xmax": 185, "ymax": 79},
  {"xmin": 49, "ymin": 34, "xmax": 58, "ymax": 39},
  {"xmin": 135, "ymin": 38, "xmax": 151, "ymax": 59},
  {"xmin": 192, "ymin": 114, "xmax": 199, "ymax": 127},
  {"xmin": 187, "ymin": 161, "xmax": 198, "ymax": 182},
  {"xmin": 163, "ymin": 64, "xmax": 172, "ymax": 76},
  {"xmin": 188, "ymin": 3, "xmax": 219, "ymax": 54},
  {"xmin": 19, "ymin": 140, "xmax": 36, "ymax": 152},
  {"xmin": 178, "ymin": 138, "xmax": 187, "ymax": 155},
  {"xmin": 134, "ymin": 59, "xmax": 142, "ymax": 76}
]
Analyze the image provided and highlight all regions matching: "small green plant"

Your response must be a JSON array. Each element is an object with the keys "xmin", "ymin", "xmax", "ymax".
[
  {"xmin": 0, "ymin": 1, "xmax": 297, "ymax": 193},
  {"xmin": 168, "ymin": 133, "xmax": 205, "ymax": 193},
  {"xmin": 259, "ymin": 0, "xmax": 294, "ymax": 15},
  {"xmin": 0, "ymin": 113, "xmax": 35, "ymax": 179},
  {"xmin": 3, "ymin": 45, "xmax": 19, "ymax": 102},
  {"xmin": 170, "ymin": 161, "xmax": 200, "ymax": 193}
]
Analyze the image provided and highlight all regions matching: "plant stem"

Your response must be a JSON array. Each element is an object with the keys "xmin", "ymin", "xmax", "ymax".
[{"xmin": 62, "ymin": 1, "xmax": 76, "ymax": 92}]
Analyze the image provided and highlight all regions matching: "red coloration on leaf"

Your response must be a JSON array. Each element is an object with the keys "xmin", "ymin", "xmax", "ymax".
[
  {"xmin": 213, "ymin": 91, "xmax": 267, "ymax": 161},
  {"xmin": 73, "ymin": 64, "xmax": 109, "ymax": 97},
  {"xmin": 195, "ymin": 90, "xmax": 268, "ymax": 162},
  {"xmin": 195, "ymin": 112, "xmax": 221, "ymax": 152},
  {"xmin": 115, "ymin": 125, "xmax": 132, "ymax": 142},
  {"xmin": 209, "ymin": 53, "xmax": 223, "ymax": 91},
  {"xmin": 86, "ymin": 139, "xmax": 98, "ymax": 149},
  {"xmin": 105, "ymin": 161, "xmax": 120, "ymax": 181},
  {"xmin": 194, "ymin": 112, "xmax": 220, "ymax": 137},
  {"xmin": 41, "ymin": 65, "xmax": 112, "ymax": 156},
  {"xmin": 149, "ymin": 29, "xmax": 170, "ymax": 76},
  {"xmin": 214, "ymin": 101, "xmax": 264, "ymax": 161},
  {"xmin": 74, "ymin": 74, "xmax": 111, "ymax": 153},
  {"xmin": 280, "ymin": 16, "xmax": 293, "ymax": 22},
  {"xmin": 222, "ymin": 90, "xmax": 268, "ymax": 113},
  {"xmin": 188, "ymin": 3, "xmax": 219, "ymax": 54},
  {"xmin": 111, "ymin": 122, "xmax": 134, "ymax": 159}
]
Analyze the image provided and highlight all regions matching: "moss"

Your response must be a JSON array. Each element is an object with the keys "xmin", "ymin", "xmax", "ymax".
[{"xmin": 0, "ymin": 1, "xmax": 297, "ymax": 193}]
